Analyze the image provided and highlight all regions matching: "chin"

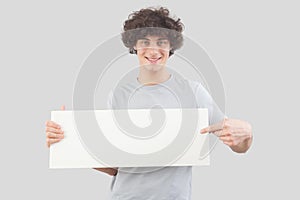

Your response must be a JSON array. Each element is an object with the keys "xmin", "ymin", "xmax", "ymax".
[{"xmin": 144, "ymin": 64, "xmax": 164, "ymax": 72}]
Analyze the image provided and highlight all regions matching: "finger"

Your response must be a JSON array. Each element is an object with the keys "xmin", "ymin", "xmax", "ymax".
[
  {"xmin": 211, "ymin": 130, "xmax": 225, "ymax": 137},
  {"xmin": 219, "ymin": 136, "xmax": 232, "ymax": 142},
  {"xmin": 45, "ymin": 120, "xmax": 61, "ymax": 129},
  {"xmin": 61, "ymin": 105, "xmax": 65, "ymax": 110},
  {"xmin": 200, "ymin": 121, "xmax": 224, "ymax": 134},
  {"xmin": 46, "ymin": 138, "xmax": 62, "ymax": 148},
  {"xmin": 223, "ymin": 141, "xmax": 233, "ymax": 146},
  {"xmin": 212, "ymin": 130, "xmax": 230, "ymax": 137},
  {"xmin": 215, "ymin": 130, "xmax": 231, "ymax": 137},
  {"xmin": 45, "ymin": 127, "xmax": 63, "ymax": 134},
  {"xmin": 46, "ymin": 132, "xmax": 64, "ymax": 139}
]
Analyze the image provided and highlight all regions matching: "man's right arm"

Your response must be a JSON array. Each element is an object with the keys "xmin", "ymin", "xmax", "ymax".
[{"xmin": 93, "ymin": 168, "xmax": 118, "ymax": 176}]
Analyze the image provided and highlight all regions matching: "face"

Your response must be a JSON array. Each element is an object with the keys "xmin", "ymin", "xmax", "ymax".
[{"xmin": 134, "ymin": 35, "xmax": 171, "ymax": 72}]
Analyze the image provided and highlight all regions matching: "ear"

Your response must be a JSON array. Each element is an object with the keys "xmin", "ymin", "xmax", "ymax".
[
  {"xmin": 130, "ymin": 46, "xmax": 137, "ymax": 54},
  {"xmin": 134, "ymin": 45, "xmax": 138, "ymax": 54},
  {"xmin": 168, "ymin": 47, "xmax": 174, "ymax": 56}
]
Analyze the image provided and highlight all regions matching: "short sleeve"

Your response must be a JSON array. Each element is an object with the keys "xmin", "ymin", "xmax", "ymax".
[{"xmin": 189, "ymin": 81, "xmax": 226, "ymax": 125}]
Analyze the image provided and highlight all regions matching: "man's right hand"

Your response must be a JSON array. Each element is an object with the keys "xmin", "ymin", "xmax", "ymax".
[
  {"xmin": 45, "ymin": 105, "xmax": 65, "ymax": 148},
  {"xmin": 45, "ymin": 105, "xmax": 118, "ymax": 176}
]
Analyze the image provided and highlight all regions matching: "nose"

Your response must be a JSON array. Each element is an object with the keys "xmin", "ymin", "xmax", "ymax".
[
  {"xmin": 147, "ymin": 46, "xmax": 159, "ymax": 55},
  {"xmin": 146, "ymin": 42, "xmax": 160, "ymax": 55}
]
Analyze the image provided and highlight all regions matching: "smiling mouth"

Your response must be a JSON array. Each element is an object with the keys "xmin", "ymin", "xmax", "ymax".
[{"xmin": 145, "ymin": 57, "xmax": 161, "ymax": 64}]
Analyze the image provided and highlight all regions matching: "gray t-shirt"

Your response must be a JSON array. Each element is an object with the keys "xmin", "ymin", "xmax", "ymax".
[{"xmin": 108, "ymin": 74, "xmax": 224, "ymax": 200}]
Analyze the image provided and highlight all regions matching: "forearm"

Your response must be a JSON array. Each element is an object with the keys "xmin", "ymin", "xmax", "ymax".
[
  {"xmin": 93, "ymin": 168, "xmax": 118, "ymax": 176},
  {"xmin": 230, "ymin": 135, "xmax": 253, "ymax": 153}
]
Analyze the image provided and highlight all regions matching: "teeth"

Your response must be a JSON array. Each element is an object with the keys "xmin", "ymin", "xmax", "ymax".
[{"xmin": 147, "ymin": 58, "xmax": 160, "ymax": 61}]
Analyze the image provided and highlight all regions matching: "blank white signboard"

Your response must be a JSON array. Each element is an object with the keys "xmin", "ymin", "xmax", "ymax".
[{"xmin": 49, "ymin": 108, "xmax": 210, "ymax": 168}]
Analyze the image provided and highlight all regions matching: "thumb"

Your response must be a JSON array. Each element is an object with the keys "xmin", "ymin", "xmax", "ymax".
[{"xmin": 60, "ymin": 105, "xmax": 65, "ymax": 111}]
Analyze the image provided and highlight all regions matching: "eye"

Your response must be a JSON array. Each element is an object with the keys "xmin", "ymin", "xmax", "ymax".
[
  {"xmin": 157, "ymin": 40, "xmax": 169, "ymax": 46},
  {"xmin": 141, "ymin": 40, "xmax": 150, "ymax": 45}
]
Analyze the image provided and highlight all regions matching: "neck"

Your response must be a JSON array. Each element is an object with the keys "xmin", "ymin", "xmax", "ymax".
[{"xmin": 138, "ymin": 67, "xmax": 171, "ymax": 86}]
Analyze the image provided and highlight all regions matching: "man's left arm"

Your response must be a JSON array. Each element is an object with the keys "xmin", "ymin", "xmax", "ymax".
[{"xmin": 201, "ymin": 118, "xmax": 253, "ymax": 153}]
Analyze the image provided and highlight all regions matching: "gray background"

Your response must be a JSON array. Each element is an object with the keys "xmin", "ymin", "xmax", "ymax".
[{"xmin": 0, "ymin": 0, "xmax": 299, "ymax": 199}]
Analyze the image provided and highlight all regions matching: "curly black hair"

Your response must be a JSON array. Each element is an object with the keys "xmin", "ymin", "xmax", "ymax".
[{"xmin": 121, "ymin": 7, "xmax": 184, "ymax": 56}]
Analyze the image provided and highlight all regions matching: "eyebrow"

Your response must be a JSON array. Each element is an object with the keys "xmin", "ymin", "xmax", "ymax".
[{"xmin": 139, "ymin": 37, "xmax": 169, "ymax": 41}]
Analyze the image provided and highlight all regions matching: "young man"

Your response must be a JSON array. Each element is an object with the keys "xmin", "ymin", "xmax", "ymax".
[{"xmin": 45, "ymin": 7, "xmax": 252, "ymax": 200}]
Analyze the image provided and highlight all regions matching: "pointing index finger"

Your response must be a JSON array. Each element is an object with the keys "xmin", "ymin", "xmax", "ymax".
[{"xmin": 200, "ymin": 121, "xmax": 224, "ymax": 134}]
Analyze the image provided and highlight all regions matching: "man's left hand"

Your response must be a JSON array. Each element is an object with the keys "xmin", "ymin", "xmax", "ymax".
[{"xmin": 201, "ymin": 118, "xmax": 253, "ymax": 153}]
